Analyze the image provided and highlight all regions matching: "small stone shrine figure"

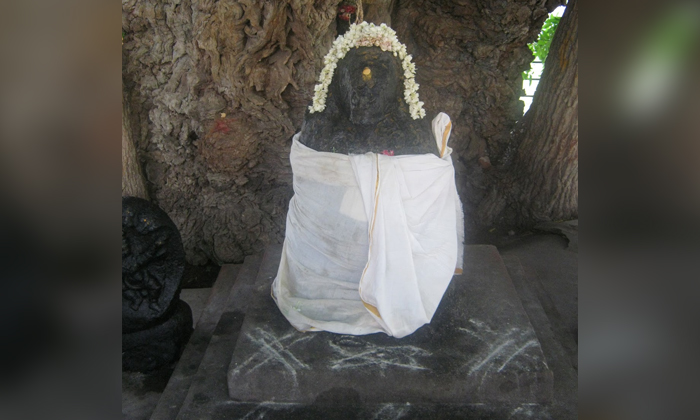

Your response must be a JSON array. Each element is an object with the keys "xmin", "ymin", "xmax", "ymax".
[
  {"xmin": 122, "ymin": 197, "xmax": 193, "ymax": 372},
  {"xmin": 272, "ymin": 23, "xmax": 464, "ymax": 338}
]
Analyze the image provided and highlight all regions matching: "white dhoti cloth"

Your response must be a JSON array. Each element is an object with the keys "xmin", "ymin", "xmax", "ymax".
[{"xmin": 271, "ymin": 113, "xmax": 464, "ymax": 338}]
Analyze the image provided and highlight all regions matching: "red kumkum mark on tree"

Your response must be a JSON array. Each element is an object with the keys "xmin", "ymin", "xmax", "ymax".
[
  {"xmin": 381, "ymin": 150, "xmax": 394, "ymax": 156},
  {"xmin": 212, "ymin": 118, "xmax": 231, "ymax": 134},
  {"xmin": 338, "ymin": 5, "xmax": 356, "ymax": 21}
]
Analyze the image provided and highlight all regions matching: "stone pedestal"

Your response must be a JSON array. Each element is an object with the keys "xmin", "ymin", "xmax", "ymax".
[{"xmin": 227, "ymin": 245, "xmax": 552, "ymax": 405}]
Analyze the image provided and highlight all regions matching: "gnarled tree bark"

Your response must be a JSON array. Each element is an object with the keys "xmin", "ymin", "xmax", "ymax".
[
  {"xmin": 122, "ymin": 0, "xmax": 341, "ymax": 264},
  {"xmin": 122, "ymin": 0, "xmax": 568, "ymax": 264},
  {"xmin": 477, "ymin": 0, "xmax": 577, "ymax": 227},
  {"xmin": 392, "ymin": 0, "xmax": 565, "ymax": 237},
  {"xmin": 361, "ymin": 0, "xmax": 395, "ymax": 25}
]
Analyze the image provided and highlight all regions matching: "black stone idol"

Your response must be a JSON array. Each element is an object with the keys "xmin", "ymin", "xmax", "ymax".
[
  {"xmin": 299, "ymin": 46, "xmax": 436, "ymax": 156},
  {"xmin": 122, "ymin": 196, "xmax": 192, "ymax": 372}
]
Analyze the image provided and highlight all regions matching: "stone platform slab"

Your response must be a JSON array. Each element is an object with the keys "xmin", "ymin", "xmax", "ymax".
[{"xmin": 227, "ymin": 245, "xmax": 552, "ymax": 405}]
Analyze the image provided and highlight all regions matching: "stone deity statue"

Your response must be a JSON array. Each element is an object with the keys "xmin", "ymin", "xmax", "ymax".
[
  {"xmin": 299, "ymin": 46, "xmax": 436, "ymax": 156},
  {"xmin": 272, "ymin": 23, "xmax": 463, "ymax": 338}
]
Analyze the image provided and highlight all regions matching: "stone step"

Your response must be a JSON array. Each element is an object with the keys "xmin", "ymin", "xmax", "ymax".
[
  {"xmin": 148, "ymin": 262, "xmax": 243, "ymax": 420},
  {"xmin": 180, "ymin": 288, "xmax": 213, "ymax": 328},
  {"xmin": 502, "ymin": 255, "xmax": 577, "ymax": 419},
  {"xmin": 173, "ymin": 244, "xmax": 555, "ymax": 419},
  {"xmin": 173, "ymin": 249, "xmax": 272, "ymax": 420},
  {"xmin": 498, "ymin": 234, "xmax": 578, "ymax": 368},
  {"xmin": 507, "ymin": 255, "xmax": 578, "ymax": 373}
]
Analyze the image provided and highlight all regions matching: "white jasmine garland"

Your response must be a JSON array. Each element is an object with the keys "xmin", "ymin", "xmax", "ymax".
[{"xmin": 309, "ymin": 22, "xmax": 426, "ymax": 120}]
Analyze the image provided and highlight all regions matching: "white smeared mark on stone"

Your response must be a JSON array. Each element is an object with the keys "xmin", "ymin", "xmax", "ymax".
[
  {"xmin": 469, "ymin": 338, "xmax": 515, "ymax": 374},
  {"xmin": 459, "ymin": 318, "xmax": 503, "ymax": 343},
  {"xmin": 372, "ymin": 402, "xmax": 411, "ymax": 420},
  {"xmin": 241, "ymin": 407, "xmax": 267, "ymax": 420},
  {"xmin": 458, "ymin": 326, "xmax": 485, "ymax": 341},
  {"xmin": 328, "ymin": 340, "xmax": 430, "ymax": 372},
  {"xmin": 461, "ymin": 319, "xmax": 541, "ymax": 375},
  {"xmin": 230, "ymin": 328, "xmax": 314, "ymax": 386},
  {"xmin": 241, "ymin": 402, "xmax": 297, "ymax": 420},
  {"xmin": 469, "ymin": 318, "xmax": 496, "ymax": 334},
  {"xmin": 477, "ymin": 369, "xmax": 489, "ymax": 393},
  {"xmin": 498, "ymin": 340, "xmax": 537, "ymax": 372},
  {"xmin": 507, "ymin": 403, "xmax": 546, "ymax": 419}
]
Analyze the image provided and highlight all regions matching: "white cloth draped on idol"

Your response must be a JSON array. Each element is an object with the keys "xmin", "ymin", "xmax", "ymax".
[{"xmin": 272, "ymin": 112, "xmax": 464, "ymax": 338}]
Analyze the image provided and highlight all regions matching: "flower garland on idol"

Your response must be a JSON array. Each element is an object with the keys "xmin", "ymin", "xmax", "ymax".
[{"xmin": 309, "ymin": 22, "xmax": 427, "ymax": 120}]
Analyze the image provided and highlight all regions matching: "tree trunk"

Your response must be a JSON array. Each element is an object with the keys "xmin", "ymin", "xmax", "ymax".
[
  {"xmin": 392, "ymin": 0, "xmax": 564, "ymax": 237},
  {"xmin": 122, "ymin": 90, "xmax": 149, "ymax": 200},
  {"xmin": 122, "ymin": 0, "xmax": 341, "ymax": 264},
  {"xmin": 122, "ymin": 0, "xmax": 564, "ymax": 264},
  {"xmin": 361, "ymin": 0, "xmax": 395, "ymax": 25},
  {"xmin": 477, "ymin": 0, "xmax": 578, "ymax": 227}
]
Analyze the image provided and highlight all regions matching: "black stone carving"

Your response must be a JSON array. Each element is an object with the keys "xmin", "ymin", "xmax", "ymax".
[
  {"xmin": 122, "ymin": 196, "xmax": 186, "ymax": 332},
  {"xmin": 122, "ymin": 196, "xmax": 192, "ymax": 372},
  {"xmin": 299, "ymin": 46, "xmax": 436, "ymax": 156},
  {"xmin": 122, "ymin": 300, "xmax": 193, "ymax": 372}
]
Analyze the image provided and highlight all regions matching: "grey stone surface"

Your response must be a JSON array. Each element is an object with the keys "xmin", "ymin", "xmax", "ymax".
[
  {"xmin": 227, "ymin": 245, "xmax": 553, "ymax": 405},
  {"xmin": 180, "ymin": 288, "xmax": 213, "ymax": 328},
  {"xmin": 176, "ymin": 249, "xmax": 275, "ymax": 420},
  {"xmin": 123, "ymin": 368, "xmax": 173, "ymax": 420},
  {"xmin": 502, "ymin": 255, "xmax": 577, "ymax": 420},
  {"xmin": 499, "ymin": 234, "xmax": 578, "ymax": 371},
  {"xmin": 205, "ymin": 400, "xmax": 553, "ymax": 419},
  {"xmin": 147, "ymin": 264, "xmax": 243, "ymax": 420}
]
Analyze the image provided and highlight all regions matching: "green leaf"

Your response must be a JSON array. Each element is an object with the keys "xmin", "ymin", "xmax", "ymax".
[{"xmin": 529, "ymin": 14, "xmax": 561, "ymax": 63}]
